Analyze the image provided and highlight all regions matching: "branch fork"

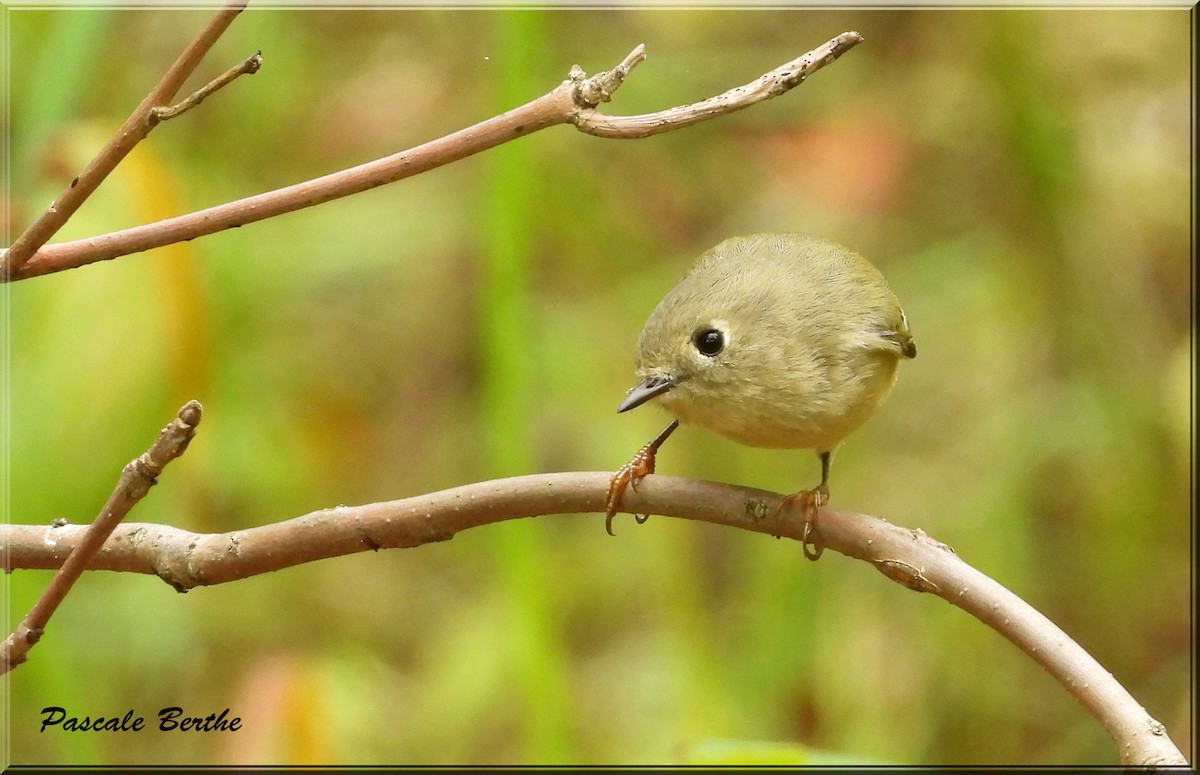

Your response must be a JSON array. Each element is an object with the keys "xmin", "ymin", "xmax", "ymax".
[
  {"xmin": 0, "ymin": 0, "xmax": 255, "ymax": 280},
  {"xmin": 3, "ymin": 29, "xmax": 862, "ymax": 281},
  {"xmin": 1, "ymin": 401, "xmax": 202, "ymax": 674}
]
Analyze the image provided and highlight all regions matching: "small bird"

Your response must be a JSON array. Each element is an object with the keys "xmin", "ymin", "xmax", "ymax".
[{"xmin": 605, "ymin": 232, "xmax": 916, "ymax": 558}]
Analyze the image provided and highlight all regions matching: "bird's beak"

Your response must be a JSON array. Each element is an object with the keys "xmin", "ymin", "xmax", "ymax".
[{"xmin": 618, "ymin": 375, "xmax": 678, "ymax": 413}]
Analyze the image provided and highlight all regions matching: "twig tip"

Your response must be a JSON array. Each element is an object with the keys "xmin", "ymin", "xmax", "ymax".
[
  {"xmin": 179, "ymin": 400, "xmax": 203, "ymax": 427},
  {"xmin": 836, "ymin": 31, "xmax": 865, "ymax": 52}
]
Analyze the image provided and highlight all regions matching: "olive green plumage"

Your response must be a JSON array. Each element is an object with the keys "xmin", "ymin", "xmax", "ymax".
[{"xmin": 626, "ymin": 232, "xmax": 915, "ymax": 457}]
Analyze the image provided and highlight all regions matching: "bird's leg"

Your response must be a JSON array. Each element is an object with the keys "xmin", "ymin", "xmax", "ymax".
[
  {"xmin": 605, "ymin": 420, "xmax": 679, "ymax": 536},
  {"xmin": 780, "ymin": 450, "xmax": 833, "ymax": 561}
]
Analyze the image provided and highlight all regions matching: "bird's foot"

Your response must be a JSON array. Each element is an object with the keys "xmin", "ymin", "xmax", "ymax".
[
  {"xmin": 780, "ymin": 483, "xmax": 829, "ymax": 561},
  {"xmin": 604, "ymin": 420, "xmax": 678, "ymax": 536},
  {"xmin": 604, "ymin": 445, "xmax": 659, "ymax": 536}
]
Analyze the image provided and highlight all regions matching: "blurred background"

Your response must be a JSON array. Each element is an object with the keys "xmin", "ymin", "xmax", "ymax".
[{"xmin": 2, "ymin": 6, "xmax": 1192, "ymax": 766}]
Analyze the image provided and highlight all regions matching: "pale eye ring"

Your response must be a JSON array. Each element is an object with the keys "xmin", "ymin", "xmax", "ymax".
[{"xmin": 693, "ymin": 327, "xmax": 725, "ymax": 357}]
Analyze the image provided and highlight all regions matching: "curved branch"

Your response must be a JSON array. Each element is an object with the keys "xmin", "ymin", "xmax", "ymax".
[
  {"xmin": 0, "ymin": 471, "xmax": 1186, "ymax": 766},
  {"xmin": 4, "ymin": 32, "xmax": 862, "ymax": 281}
]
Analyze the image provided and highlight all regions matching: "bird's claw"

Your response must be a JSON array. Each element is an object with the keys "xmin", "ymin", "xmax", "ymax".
[
  {"xmin": 604, "ymin": 444, "xmax": 657, "ymax": 536},
  {"xmin": 780, "ymin": 484, "xmax": 829, "ymax": 561}
]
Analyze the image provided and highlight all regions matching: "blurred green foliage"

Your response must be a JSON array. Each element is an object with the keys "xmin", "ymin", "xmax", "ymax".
[{"xmin": 2, "ymin": 6, "xmax": 1192, "ymax": 767}]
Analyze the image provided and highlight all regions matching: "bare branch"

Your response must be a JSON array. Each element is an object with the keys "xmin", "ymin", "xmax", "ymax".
[
  {"xmin": 0, "ymin": 471, "xmax": 1186, "ymax": 767},
  {"xmin": 8, "ymin": 92, "xmax": 573, "ymax": 280},
  {"xmin": 4, "ymin": 32, "xmax": 861, "ymax": 282},
  {"xmin": 1, "ymin": 401, "xmax": 202, "ymax": 674},
  {"xmin": 149, "ymin": 50, "xmax": 263, "ymax": 124},
  {"xmin": 0, "ymin": 1, "xmax": 249, "ymax": 280},
  {"xmin": 572, "ymin": 31, "xmax": 864, "ymax": 138}
]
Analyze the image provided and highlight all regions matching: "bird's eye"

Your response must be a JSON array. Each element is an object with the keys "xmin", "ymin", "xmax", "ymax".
[{"xmin": 693, "ymin": 327, "xmax": 725, "ymax": 357}]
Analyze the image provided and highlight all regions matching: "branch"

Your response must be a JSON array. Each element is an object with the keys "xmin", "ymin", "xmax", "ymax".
[
  {"xmin": 0, "ymin": 472, "xmax": 1186, "ymax": 767},
  {"xmin": 1, "ymin": 401, "xmax": 202, "ymax": 674},
  {"xmin": 3, "ymin": 32, "xmax": 863, "ymax": 282},
  {"xmin": 572, "ymin": 31, "xmax": 862, "ymax": 138},
  {"xmin": 0, "ymin": 1, "xmax": 251, "ymax": 280},
  {"xmin": 149, "ymin": 50, "xmax": 263, "ymax": 124}
]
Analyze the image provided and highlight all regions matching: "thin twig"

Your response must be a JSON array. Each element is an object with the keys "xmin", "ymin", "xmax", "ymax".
[
  {"xmin": 4, "ymin": 33, "xmax": 861, "ymax": 281},
  {"xmin": 149, "ymin": 50, "xmax": 263, "ymax": 124},
  {"xmin": 572, "ymin": 31, "xmax": 863, "ymax": 138},
  {"xmin": 0, "ymin": 401, "xmax": 202, "ymax": 674},
  {"xmin": 0, "ymin": 471, "xmax": 1186, "ymax": 767},
  {"xmin": 0, "ymin": 0, "xmax": 250, "ymax": 279}
]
